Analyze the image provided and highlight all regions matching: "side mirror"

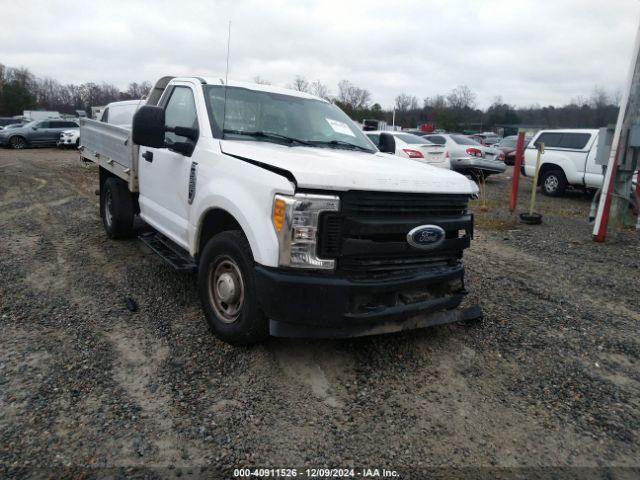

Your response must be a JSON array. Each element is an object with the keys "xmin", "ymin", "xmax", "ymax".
[
  {"xmin": 378, "ymin": 133, "xmax": 396, "ymax": 154},
  {"xmin": 170, "ymin": 141, "xmax": 195, "ymax": 156},
  {"xmin": 32, "ymin": 127, "xmax": 38, "ymax": 130},
  {"xmin": 132, "ymin": 106, "xmax": 165, "ymax": 148},
  {"xmin": 171, "ymin": 126, "xmax": 199, "ymax": 142}
]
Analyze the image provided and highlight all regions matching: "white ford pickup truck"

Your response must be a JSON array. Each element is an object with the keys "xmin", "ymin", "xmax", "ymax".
[{"xmin": 80, "ymin": 76, "xmax": 480, "ymax": 344}]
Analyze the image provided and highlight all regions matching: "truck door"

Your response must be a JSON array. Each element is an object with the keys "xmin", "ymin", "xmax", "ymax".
[
  {"xmin": 584, "ymin": 133, "xmax": 604, "ymax": 188},
  {"xmin": 137, "ymin": 85, "xmax": 199, "ymax": 248}
]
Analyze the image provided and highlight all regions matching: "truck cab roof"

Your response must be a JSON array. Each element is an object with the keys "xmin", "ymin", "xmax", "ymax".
[{"xmin": 152, "ymin": 76, "xmax": 328, "ymax": 104}]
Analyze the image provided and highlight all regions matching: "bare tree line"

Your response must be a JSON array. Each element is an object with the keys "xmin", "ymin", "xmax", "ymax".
[
  {"xmin": 273, "ymin": 73, "xmax": 621, "ymax": 130},
  {"xmin": 0, "ymin": 64, "xmax": 620, "ymax": 131},
  {"xmin": 0, "ymin": 64, "xmax": 151, "ymax": 116}
]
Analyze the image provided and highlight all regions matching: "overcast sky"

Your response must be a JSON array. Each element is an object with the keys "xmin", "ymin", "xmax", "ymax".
[{"xmin": 1, "ymin": 0, "xmax": 639, "ymax": 109}]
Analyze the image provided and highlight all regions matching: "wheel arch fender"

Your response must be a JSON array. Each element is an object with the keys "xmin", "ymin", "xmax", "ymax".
[
  {"xmin": 9, "ymin": 135, "xmax": 27, "ymax": 146},
  {"xmin": 537, "ymin": 162, "xmax": 570, "ymax": 186},
  {"xmin": 190, "ymin": 174, "xmax": 293, "ymax": 267}
]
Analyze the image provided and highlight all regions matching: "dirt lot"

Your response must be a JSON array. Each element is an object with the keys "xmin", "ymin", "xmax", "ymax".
[{"xmin": 1, "ymin": 148, "xmax": 639, "ymax": 478}]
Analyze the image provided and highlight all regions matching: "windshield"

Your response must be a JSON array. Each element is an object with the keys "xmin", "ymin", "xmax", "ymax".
[
  {"xmin": 451, "ymin": 134, "xmax": 482, "ymax": 146},
  {"xmin": 204, "ymin": 86, "xmax": 375, "ymax": 152},
  {"xmin": 394, "ymin": 133, "xmax": 430, "ymax": 144}
]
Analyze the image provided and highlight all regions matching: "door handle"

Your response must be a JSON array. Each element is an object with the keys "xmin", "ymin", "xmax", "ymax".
[{"xmin": 142, "ymin": 151, "xmax": 153, "ymax": 163}]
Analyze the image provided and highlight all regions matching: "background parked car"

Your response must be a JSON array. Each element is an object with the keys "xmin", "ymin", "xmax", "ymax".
[
  {"xmin": 2, "ymin": 123, "xmax": 27, "ymax": 130},
  {"xmin": 420, "ymin": 133, "xmax": 506, "ymax": 177},
  {"xmin": 365, "ymin": 130, "xmax": 451, "ymax": 169},
  {"xmin": 0, "ymin": 119, "xmax": 79, "ymax": 149},
  {"xmin": 57, "ymin": 128, "xmax": 80, "ymax": 148},
  {"xmin": 495, "ymin": 135, "xmax": 532, "ymax": 165},
  {"xmin": 0, "ymin": 117, "xmax": 22, "ymax": 128},
  {"xmin": 470, "ymin": 132, "xmax": 502, "ymax": 146}
]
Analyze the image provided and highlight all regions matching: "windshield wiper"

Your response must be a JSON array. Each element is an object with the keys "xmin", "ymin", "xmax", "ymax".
[
  {"xmin": 310, "ymin": 140, "xmax": 374, "ymax": 153},
  {"xmin": 223, "ymin": 129, "xmax": 313, "ymax": 147}
]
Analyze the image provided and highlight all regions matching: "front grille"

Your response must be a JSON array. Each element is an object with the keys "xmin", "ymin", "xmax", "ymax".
[
  {"xmin": 340, "ymin": 255, "xmax": 453, "ymax": 273},
  {"xmin": 340, "ymin": 191, "xmax": 469, "ymax": 217},
  {"xmin": 317, "ymin": 212, "xmax": 342, "ymax": 257},
  {"xmin": 317, "ymin": 191, "xmax": 472, "ymax": 278}
]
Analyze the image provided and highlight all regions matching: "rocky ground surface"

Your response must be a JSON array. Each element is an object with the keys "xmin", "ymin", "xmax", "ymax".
[{"xmin": 1, "ymin": 148, "xmax": 639, "ymax": 479}]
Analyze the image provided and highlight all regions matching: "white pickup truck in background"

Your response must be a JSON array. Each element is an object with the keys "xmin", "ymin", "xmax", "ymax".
[
  {"xmin": 80, "ymin": 76, "xmax": 480, "ymax": 344},
  {"xmin": 523, "ymin": 129, "xmax": 603, "ymax": 196}
]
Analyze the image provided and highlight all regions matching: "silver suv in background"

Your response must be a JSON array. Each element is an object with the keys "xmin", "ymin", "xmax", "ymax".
[{"xmin": 0, "ymin": 119, "xmax": 79, "ymax": 149}]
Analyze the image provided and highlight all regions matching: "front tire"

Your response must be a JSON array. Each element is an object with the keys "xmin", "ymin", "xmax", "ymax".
[
  {"xmin": 9, "ymin": 136, "xmax": 26, "ymax": 149},
  {"xmin": 198, "ymin": 231, "xmax": 268, "ymax": 345},
  {"xmin": 101, "ymin": 177, "xmax": 134, "ymax": 239},
  {"xmin": 540, "ymin": 169, "xmax": 567, "ymax": 196}
]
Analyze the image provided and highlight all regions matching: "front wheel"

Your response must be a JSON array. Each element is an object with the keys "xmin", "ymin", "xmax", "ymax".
[
  {"xmin": 9, "ymin": 136, "xmax": 26, "ymax": 149},
  {"xmin": 198, "ymin": 231, "xmax": 268, "ymax": 345},
  {"xmin": 540, "ymin": 169, "xmax": 567, "ymax": 196}
]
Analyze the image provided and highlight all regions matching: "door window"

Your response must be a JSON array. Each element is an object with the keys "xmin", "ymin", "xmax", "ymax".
[
  {"xmin": 366, "ymin": 134, "xmax": 380, "ymax": 146},
  {"xmin": 164, "ymin": 87, "xmax": 198, "ymax": 145},
  {"xmin": 37, "ymin": 121, "xmax": 50, "ymax": 128},
  {"xmin": 558, "ymin": 133, "xmax": 591, "ymax": 149},
  {"xmin": 534, "ymin": 132, "xmax": 591, "ymax": 150},
  {"xmin": 534, "ymin": 132, "xmax": 562, "ymax": 148}
]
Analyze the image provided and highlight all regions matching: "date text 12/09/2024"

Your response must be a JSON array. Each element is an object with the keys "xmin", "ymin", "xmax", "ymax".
[{"xmin": 233, "ymin": 468, "xmax": 400, "ymax": 478}]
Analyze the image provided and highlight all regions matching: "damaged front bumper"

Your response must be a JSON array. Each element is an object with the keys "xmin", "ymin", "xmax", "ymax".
[{"xmin": 254, "ymin": 264, "xmax": 481, "ymax": 338}]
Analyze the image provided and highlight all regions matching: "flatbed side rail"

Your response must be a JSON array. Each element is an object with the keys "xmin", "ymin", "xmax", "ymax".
[{"xmin": 79, "ymin": 118, "xmax": 139, "ymax": 191}]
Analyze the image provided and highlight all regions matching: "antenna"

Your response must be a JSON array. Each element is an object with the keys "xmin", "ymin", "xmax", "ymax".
[{"xmin": 222, "ymin": 20, "xmax": 231, "ymax": 136}]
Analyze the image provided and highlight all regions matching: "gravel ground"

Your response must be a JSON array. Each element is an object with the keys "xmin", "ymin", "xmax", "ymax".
[{"xmin": 1, "ymin": 148, "xmax": 639, "ymax": 478}]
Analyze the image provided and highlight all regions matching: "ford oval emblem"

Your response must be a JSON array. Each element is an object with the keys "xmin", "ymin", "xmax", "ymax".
[{"xmin": 407, "ymin": 225, "xmax": 445, "ymax": 249}]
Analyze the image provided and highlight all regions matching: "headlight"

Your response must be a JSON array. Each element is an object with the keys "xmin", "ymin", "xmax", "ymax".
[{"xmin": 272, "ymin": 193, "xmax": 340, "ymax": 270}]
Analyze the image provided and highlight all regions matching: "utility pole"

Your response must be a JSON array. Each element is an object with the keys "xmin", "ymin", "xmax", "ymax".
[{"xmin": 593, "ymin": 18, "xmax": 640, "ymax": 241}]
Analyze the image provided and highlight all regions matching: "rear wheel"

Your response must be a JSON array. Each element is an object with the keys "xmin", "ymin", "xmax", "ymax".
[
  {"xmin": 9, "ymin": 136, "xmax": 26, "ymax": 149},
  {"xmin": 540, "ymin": 169, "xmax": 567, "ymax": 196},
  {"xmin": 198, "ymin": 230, "xmax": 268, "ymax": 345},
  {"xmin": 101, "ymin": 177, "xmax": 134, "ymax": 239}
]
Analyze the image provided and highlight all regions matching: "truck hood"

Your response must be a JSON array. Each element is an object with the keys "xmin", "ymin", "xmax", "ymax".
[{"xmin": 220, "ymin": 140, "xmax": 477, "ymax": 195}]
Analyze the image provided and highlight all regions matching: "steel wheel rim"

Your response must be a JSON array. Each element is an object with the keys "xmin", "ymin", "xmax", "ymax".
[
  {"xmin": 208, "ymin": 256, "xmax": 244, "ymax": 324},
  {"xmin": 104, "ymin": 190, "xmax": 113, "ymax": 227},
  {"xmin": 544, "ymin": 175, "xmax": 558, "ymax": 193}
]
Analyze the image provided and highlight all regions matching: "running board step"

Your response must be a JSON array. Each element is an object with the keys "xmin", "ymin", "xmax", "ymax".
[{"xmin": 139, "ymin": 232, "xmax": 197, "ymax": 272}]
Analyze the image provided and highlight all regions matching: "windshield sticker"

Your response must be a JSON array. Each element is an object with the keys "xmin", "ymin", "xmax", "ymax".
[{"xmin": 326, "ymin": 118, "xmax": 356, "ymax": 137}]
